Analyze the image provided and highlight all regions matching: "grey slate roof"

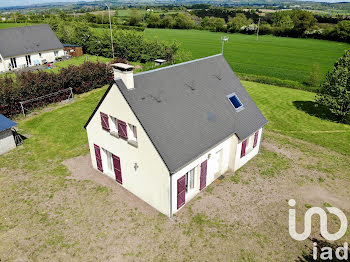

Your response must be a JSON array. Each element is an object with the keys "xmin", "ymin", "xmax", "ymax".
[
  {"xmin": 0, "ymin": 24, "xmax": 63, "ymax": 58},
  {"xmin": 0, "ymin": 114, "xmax": 16, "ymax": 132},
  {"xmin": 115, "ymin": 54, "xmax": 268, "ymax": 173}
]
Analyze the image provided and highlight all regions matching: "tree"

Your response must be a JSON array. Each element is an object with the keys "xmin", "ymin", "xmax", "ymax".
[
  {"xmin": 162, "ymin": 15, "xmax": 175, "ymax": 28},
  {"xmin": 146, "ymin": 12, "xmax": 161, "ymax": 28},
  {"xmin": 174, "ymin": 13, "xmax": 195, "ymax": 29},
  {"xmin": 305, "ymin": 64, "xmax": 322, "ymax": 87},
  {"xmin": 316, "ymin": 50, "xmax": 350, "ymax": 122},
  {"xmin": 211, "ymin": 17, "xmax": 226, "ymax": 32},
  {"xmin": 334, "ymin": 20, "xmax": 350, "ymax": 42},
  {"xmin": 129, "ymin": 9, "xmax": 143, "ymax": 26},
  {"xmin": 227, "ymin": 13, "xmax": 252, "ymax": 33},
  {"xmin": 272, "ymin": 12, "xmax": 293, "ymax": 29},
  {"xmin": 290, "ymin": 10, "xmax": 317, "ymax": 33}
]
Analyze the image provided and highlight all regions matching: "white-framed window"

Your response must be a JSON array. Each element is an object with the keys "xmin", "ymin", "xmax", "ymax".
[
  {"xmin": 103, "ymin": 148, "xmax": 113, "ymax": 173},
  {"xmin": 186, "ymin": 168, "xmax": 196, "ymax": 193},
  {"xmin": 39, "ymin": 53, "xmax": 42, "ymax": 58},
  {"xmin": 110, "ymin": 116, "xmax": 118, "ymax": 134},
  {"xmin": 128, "ymin": 123, "xmax": 137, "ymax": 142},
  {"xmin": 54, "ymin": 51, "xmax": 59, "ymax": 57},
  {"xmin": 10, "ymin": 57, "xmax": 17, "ymax": 68}
]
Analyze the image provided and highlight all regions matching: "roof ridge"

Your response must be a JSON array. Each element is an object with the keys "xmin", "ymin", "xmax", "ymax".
[
  {"xmin": 134, "ymin": 54, "xmax": 223, "ymax": 77},
  {"xmin": 0, "ymin": 24, "xmax": 48, "ymax": 31}
]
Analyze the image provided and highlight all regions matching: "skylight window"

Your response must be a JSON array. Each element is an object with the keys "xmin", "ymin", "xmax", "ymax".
[{"xmin": 227, "ymin": 93, "xmax": 244, "ymax": 112}]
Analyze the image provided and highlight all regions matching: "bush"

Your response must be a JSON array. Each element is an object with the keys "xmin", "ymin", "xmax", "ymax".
[
  {"xmin": 0, "ymin": 62, "xmax": 112, "ymax": 117},
  {"xmin": 305, "ymin": 64, "xmax": 322, "ymax": 87}
]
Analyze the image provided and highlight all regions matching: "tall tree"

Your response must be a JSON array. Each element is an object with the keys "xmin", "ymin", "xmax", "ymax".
[{"xmin": 316, "ymin": 50, "xmax": 350, "ymax": 122}]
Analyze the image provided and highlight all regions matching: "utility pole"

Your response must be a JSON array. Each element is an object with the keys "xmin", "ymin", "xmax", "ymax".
[
  {"xmin": 256, "ymin": 17, "xmax": 261, "ymax": 41},
  {"xmin": 221, "ymin": 36, "xmax": 229, "ymax": 54},
  {"xmin": 106, "ymin": 3, "xmax": 115, "ymax": 59}
]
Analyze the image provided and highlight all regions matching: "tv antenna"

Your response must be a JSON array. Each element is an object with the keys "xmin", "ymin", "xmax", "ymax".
[{"xmin": 221, "ymin": 36, "xmax": 229, "ymax": 54}]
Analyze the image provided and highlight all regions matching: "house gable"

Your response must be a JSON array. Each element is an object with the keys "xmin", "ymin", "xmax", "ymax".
[{"xmin": 85, "ymin": 83, "xmax": 171, "ymax": 215}]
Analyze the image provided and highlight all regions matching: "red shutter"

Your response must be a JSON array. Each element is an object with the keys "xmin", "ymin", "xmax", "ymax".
[
  {"xmin": 94, "ymin": 144, "xmax": 103, "ymax": 172},
  {"xmin": 253, "ymin": 130, "xmax": 259, "ymax": 148},
  {"xmin": 100, "ymin": 112, "xmax": 110, "ymax": 131},
  {"xmin": 240, "ymin": 140, "xmax": 247, "ymax": 158},
  {"xmin": 200, "ymin": 160, "xmax": 207, "ymax": 191},
  {"xmin": 177, "ymin": 175, "xmax": 186, "ymax": 209},
  {"xmin": 118, "ymin": 120, "xmax": 128, "ymax": 140},
  {"xmin": 112, "ymin": 154, "xmax": 122, "ymax": 184}
]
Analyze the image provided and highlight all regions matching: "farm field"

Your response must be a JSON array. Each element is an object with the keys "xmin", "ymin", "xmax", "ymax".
[
  {"xmin": 145, "ymin": 29, "xmax": 350, "ymax": 85},
  {"xmin": 0, "ymin": 80, "xmax": 349, "ymax": 261},
  {"xmin": 0, "ymin": 23, "xmax": 35, "ymax": 29}
]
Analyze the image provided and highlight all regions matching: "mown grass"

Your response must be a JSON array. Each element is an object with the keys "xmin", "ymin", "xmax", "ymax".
[
  {"xmin": 145, "ymin": 28, "xmax": 350, "ymax": 85},
  {"xmin": 0, "ymin": 23, "xmax": 36, "ymax": 29},
  {"xmin": 244, "ymin": 81, "xmax": 350, "ymax": 155}
]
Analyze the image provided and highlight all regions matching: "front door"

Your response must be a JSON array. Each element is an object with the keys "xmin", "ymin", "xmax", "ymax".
[
  {"xmin": 94, "ymin": 144, "xmax": 103, "ymax": 172},
  {"xmin": 200, "ymin": 160, "xmax": 207, "ymax": 191},
  {"xmin": 112, "ymin": 154, "xmax": 122, "ymax": 184}
]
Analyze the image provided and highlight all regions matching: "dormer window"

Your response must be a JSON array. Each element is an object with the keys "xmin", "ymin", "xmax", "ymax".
[{"xmin": 227, "ymin": 93, "xmax": 244, "ymax": 112}]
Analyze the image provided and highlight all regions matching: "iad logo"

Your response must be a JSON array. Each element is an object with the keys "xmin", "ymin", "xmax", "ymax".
[{"xmin": 288, "ymin": 199, "xmax": 349, "ymax": 260}]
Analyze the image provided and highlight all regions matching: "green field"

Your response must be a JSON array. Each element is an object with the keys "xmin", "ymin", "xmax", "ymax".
[
  {"xmin": 145, "ymin": 29, "xmax": 350, "ymax": 85},
  {"xmin": 0, "ymin": 23, "xmax": 35, "ymax": 29}
]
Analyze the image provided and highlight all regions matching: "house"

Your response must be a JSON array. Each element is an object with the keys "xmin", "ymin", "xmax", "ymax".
[
  {"xmin": 84, "ymin": 54, "xmax": 268, "ymax": 217},
  {"xmin": 0, "ymin": 114, "xmax": 17, "ymax": 155},
  {"xmin": 63, "ymin": 44, "xmax": 83, "ymax": 57},
  {"xmin": 0, "ymin": 24, "xmax": 64, "ymax": 72}
]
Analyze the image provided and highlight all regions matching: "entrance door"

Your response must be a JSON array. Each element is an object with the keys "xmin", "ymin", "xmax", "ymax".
[
  {"xmin": 177, "ymin": 175, "xmax": 186, "ymax": 209},
  {"xmin": 112, "ymin": 154, "xmax": 122, "ymax": 184},
  {"xmin": 94, "ymin": 144, "xmax": 103, "ymax": 172},
  {"xmin": 200, "ymin": 160, "xmax": 207, "ymax": 191}
]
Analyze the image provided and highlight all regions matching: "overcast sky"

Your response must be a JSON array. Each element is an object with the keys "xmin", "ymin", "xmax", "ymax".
[{"xmin": 0, "ymin": 0, "xmax": 349, "ymax": 8}]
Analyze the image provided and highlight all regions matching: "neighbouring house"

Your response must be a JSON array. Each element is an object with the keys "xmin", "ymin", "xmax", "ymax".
[
  {"xmin": 63, "ymin": 44, "xmax": 83, "ymax": 57},
  {"xmin": 0, "ymin": 114, "xmax": 17, "ymax": 155},
  {"xmin": 0, "ymin": 24, "xmax": 64, "ymax": 72},
  {"xmin": 84, "ymin": 54, "xmax": 268, "ymax": 217}
]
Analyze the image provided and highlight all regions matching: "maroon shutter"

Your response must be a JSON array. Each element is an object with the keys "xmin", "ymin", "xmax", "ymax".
[
  {"xmin": 118, "ymin": 120, "xmax": 128, "ymax": 139},
  {"xmin": 253, "ymin": 130, "xmax": 259, "ymax": 148},
  {"xmin": 241, "ymin": 140, "xmax": 247, "ymax": 158},
  {"xmin": 94, "ymin": 144, "xmax": 103, "ymax": 172},
  {"xmin": 200, "ymin": 160, "xmax": 207, "ymax": 191},
  {"xmin": 100, "ymin": 112, "xmax": 110, "ymax": 131},
  {"xmin": 177, "ymin": 175, "xmax": 186, "ymax": 209},
  {"xmin": 112, "ymin": 154, "xmax": 122, "ymax": 184}
]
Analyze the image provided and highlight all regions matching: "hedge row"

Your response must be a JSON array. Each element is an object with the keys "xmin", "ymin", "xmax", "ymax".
[{"xmin": 0, "ymin": 62, "xmax": 112, "ymax": 118}]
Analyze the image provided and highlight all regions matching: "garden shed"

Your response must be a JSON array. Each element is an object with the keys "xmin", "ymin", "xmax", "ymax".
[{"xmin": 0, "ymin": 114, "xmax": 17, "ymax": 155}]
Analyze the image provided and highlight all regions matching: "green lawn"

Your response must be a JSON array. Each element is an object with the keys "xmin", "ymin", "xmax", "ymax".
[
  {"xmin": 0, "ymin": 23, "xmax": 36, "ymax": 29},
  {"xmin": 245, "ymin": 81, "xmax": 350, "ymax": 155},
  {"xmin": 45, "ymin": 55, "xmax": 112, "ymax": 73},
  {"xmin": 145, "ymin": 29, "xmax": 350, "ymax": 85}
]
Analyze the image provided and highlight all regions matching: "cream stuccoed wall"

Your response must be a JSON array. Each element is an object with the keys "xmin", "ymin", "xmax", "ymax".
[
  {"xmin": 1, "ymin": 49, "xmax": 64, "ymax": 72},
  {"xmin": 234, "ymin": 127, "xmax": 263, "ymax": 171},
  {"xmin": 0, "ymin": 129, "xmax": 16, "ymax": 155},
  {"xmin": 86, "ymin": 83, "xmax": 171, "ymax": 216},
  {"xmin": 171, "ymin": 134, "xmax": 238, "ymax": 215}
]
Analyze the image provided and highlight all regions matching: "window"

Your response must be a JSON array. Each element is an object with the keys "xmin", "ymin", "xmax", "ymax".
[
  {"xmin": 54, "ymin": 51, "xmax": 59, "ymax": 57},
  {"xmin": 110, "ymin": 116, "xmax": 118, "ymax": 135},
  {"xmin": 185, "ymin": 168, "xmax": 196, "ymax": 193},
  {"xmin": 227, "ymin": 93, "xmax": 244, "ymax": 112},
  {"xmin": 253, "ymin": 130, "xmax": 259, "ymax": 148},
  {"xmin": 39, "ymin": 53, "xmax": 42, "ymax": 58},
  {"xmin": 10, "ymin": 57, "xmax": 17, "ymax": 68},
  {"xmin": 128, "ymin": 123, "xmax": 137, "ymax": 142},
  {"xmin": 103, "ymin": 149, "xmax": 113, "ymax": 173},
  {"xmin": 25, "ymin": 55, "xmax": 31, "ymax": 66}
]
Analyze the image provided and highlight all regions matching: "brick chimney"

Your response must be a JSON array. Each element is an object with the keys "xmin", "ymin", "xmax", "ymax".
[{"xmin": 111, "ymin": 63, "xmax": 134, "ymax": 90}]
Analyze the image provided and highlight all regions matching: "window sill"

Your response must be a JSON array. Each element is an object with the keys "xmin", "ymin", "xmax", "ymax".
[
  {"xmin": 128, "ymin": 139, "xmax": 138, "ymax": 147},
  {"xmin": 110, "ymin": 131, "xmax": 119, "ymax": 138}
]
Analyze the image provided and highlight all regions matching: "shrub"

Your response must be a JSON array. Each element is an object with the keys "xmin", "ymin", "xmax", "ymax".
[
  {"xmin": 316, "ymin": 50, "xmax": 350, "ymax": 122},
  {"xmin": 0, "ymin": 62, "xmax": 112, "ymax": 118}
]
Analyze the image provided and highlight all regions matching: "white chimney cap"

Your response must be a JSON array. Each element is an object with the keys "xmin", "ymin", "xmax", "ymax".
[{"xmin": 111, "ymin": 63, "xmax": 134, "ymax": 71}]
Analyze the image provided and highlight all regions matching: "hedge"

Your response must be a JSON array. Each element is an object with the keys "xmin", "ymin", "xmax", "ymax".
[{"xmin": 0, "ymin": 62, "xmax": 112, "ymax": 118}]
